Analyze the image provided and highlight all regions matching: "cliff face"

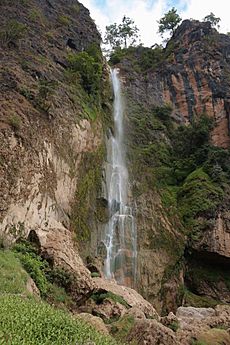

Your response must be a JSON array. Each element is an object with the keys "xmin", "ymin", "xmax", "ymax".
[
  {"xmin": 124, "ymin": 20, "xmax": 230, "ymax": 148},
  {"xmin": 116, "ymin": 20, "xmax": 230, "ymax": 313},
  {"xmin": 0, "ymin": 0, "xmax": 109, "ymax": 299}
]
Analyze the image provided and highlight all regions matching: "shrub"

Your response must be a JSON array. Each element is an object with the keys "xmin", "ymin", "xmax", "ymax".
[
  {"xmin": 7, "ymin": 114, "xmax": 22, "ymax": 131},
  {"xmin": 0, "ymin": 20, "xmax": 27, "ymax": 47},
  {"xmin": 67, "ymin": 51, "xmax": 102, "ymax": 96},
  {"xmin": 58, "ymin": 15, "xmax": 71, "ymax": 26},
  {"xmin": 91, "ymin": 291, "xmax": 129, "ymax": 308},
  {"xmin": 168, "ymin": 320, "xmax": 179, "ymax": 332}
]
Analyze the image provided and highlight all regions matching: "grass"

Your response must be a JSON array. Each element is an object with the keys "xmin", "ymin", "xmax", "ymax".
[
  {"xmin": 0, "ymin": 250, "xmax": 29, "ymax": 295},
  {"xmin": 0, "ymin": 295, "xmax": 119, "ymax": 345}
]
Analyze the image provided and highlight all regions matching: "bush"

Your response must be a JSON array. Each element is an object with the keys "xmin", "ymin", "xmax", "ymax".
[
  {"xmin": 58, "ymin": 15, "xmax": 71, "ymax": 26},
  {"xmin": 7, "ymin": 114, "xmax": 22, "ymax": 131},
  {"xmin": 67, "ymin": 51, "xmax": 102, "ymax": 96},
  {"xmin": 91, "ymin": 291, "xmax": 129, "ymax": 308},
  {"xmin": 0, "ymin": 20, "xmax": 27, "ymax": 47}
]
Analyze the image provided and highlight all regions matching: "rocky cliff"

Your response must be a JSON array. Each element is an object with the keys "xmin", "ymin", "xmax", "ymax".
[
  {"xmin": 112, "ymin": 19, "xmax": 230, "ymax": 313},
  {"xmin": 0, "ymin": 0, "xmax": 111, "ymax": 300}
]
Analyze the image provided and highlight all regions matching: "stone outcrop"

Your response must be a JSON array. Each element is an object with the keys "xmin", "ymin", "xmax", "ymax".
[
  {"xmin": 125, "ymin": 305, "xmax": 230, "ymax": 345},
  {"xmin": 93, "ymin": 277, "xmax": 159, "ymax": 319}
]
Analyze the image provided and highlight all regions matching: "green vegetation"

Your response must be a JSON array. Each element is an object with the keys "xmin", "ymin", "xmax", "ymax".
[
  {"xmin": 168, "ymin": 320, "xmax": 179, "ymax": 332},
  {"xmin": 130, "ymin": 107, "xmax": 228, "ymax": 240},
  {"xmin": 184, "ymin": 290, "xmax": 220, "ymax": 308},
  {"xmin": 67, "ymin": 50, "xmax": 102, "ymax": 96},
  {"xmin": 28, "ymin": 8, "xmax": 46, "ymax": 25},
  {"xmin": 0, "ymin": 295, "xmax": 118, "ymax": 345},
  {"xmin": 58, "ymin": 15, "xmax": 71, "ymax": 26},
  {"xmin": 12, "ymin": 241, "xmax": 75, "ymax": 309},
  {"xmin": 7, "ymin": 114, "xmax": 22, "ymax": 131},
  {"xmin": 104, "ymin": 16, "xmax": 140, "ymax": 52},
  {"xmin": 203, "ymin": 12, "xmax": 221, "ymax": 29},
  {"xmin": 110, "ymin": 315, "xmax": 135, "ymax": 342},
  {"xmin": 13, "ymin": 241, "xmax": 49, "ymax": 296},
  {"xmin": 91, "ymin": 291, "xmax": 130, "ymax": 308},
  {"xmin": 36, "ymin": 79, "xmax": 57, "ymax": 112},
  {"xmin": 178, "ymin": 168, "xmax": 223, "ymax": 232},
  {"xmin": 0, "ymin": 20, "xmax": 27, "ymax": 47},
  {"xmin": 158, "ymin": 7, "xmax": 182, "ymax": 37},
  {"xmin": 71, "ymin": 146, "xmax": 104, "ymax": 244},
  {"xmin": 0, "ymin": 250, "xmax": 29, "ymax": 295}
]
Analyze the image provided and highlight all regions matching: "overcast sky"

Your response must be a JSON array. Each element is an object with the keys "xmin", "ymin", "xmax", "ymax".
[{"xmin": 80, "ymin": 0, "xmax": 229, "ymax": 47}]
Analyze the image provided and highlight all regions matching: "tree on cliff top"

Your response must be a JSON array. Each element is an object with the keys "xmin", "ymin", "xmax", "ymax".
[
  {"xmin": 158, "ymin": 7, "xmax": 182, "ymax": 37},
  {"xmin": 104, "ymin": 16, "xmax": 140, "ymax": 51},
  {"xmin": 203, "ymin": 12, "xmax": 221, "ymax": 29}
]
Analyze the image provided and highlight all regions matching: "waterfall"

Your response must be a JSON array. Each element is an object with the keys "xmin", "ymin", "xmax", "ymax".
[{"xmin": 103, "ymin": 68, "xmax": 137, "ymax": 287}]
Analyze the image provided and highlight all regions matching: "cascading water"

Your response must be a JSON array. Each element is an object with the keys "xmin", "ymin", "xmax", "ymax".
[{"xmin": 103, "ymin": 68, "xmax": 137, "ymax": 288}]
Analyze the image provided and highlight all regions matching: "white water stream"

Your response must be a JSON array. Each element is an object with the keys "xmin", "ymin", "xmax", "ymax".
[{"xmin": 103, "ymin": 69, "xmax": 137, "ymax": 287}]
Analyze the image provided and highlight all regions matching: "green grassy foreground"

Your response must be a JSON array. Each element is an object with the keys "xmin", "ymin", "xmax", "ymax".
[{"xmin": 0, "ymin": 250, "xmax": 118, "ymax": 345}]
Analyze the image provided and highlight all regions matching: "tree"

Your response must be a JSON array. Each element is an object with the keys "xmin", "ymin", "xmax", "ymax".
[
  {"xmin": 104, "ymin": 16, "xmax": 140, "ymax": 51},
  {"xmin": 203, "ymin": 12, "xmax": 221, "ymax": 29},
  {"xmin": 158, "ymin": 7, "xmax": 182, "ymax": 37}
]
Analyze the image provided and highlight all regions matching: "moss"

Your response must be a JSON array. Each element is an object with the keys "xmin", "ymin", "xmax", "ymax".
[
  {"xmin": 91, "ymin": 291, "xmax": 130, "ymax": 308},
  {"xmin": 184, "ymin": 290, "xmax": 220, "ymax": 308},
  {"xmin": 178, "ymin": 168, "xmax": 224, "ymax": 235},
  {"xmin": 71, "ymin": 146, "xmax": 105, "ymax": 244}
]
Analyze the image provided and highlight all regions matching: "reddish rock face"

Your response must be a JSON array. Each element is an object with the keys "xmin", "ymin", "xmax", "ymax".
[{"xmin": 161, "ymin": 20, "xmax": 230, "ymax": 148}]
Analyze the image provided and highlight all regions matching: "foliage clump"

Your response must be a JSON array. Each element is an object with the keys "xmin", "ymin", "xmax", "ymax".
[
  {"xmin": 158, "ymin": 7, "xmax": 182, "ymax": 38},
  {"xmin": 0, "ymin": 20, "xmax": 27, "ymax": 47},
  {"xmin": 203, "ymin": 12, "xmax": 221, "ymax": 29},
  {"xmin": 104, "ymin": 16, "xmax": 140, "ymax": 52},
  {"xmin": 91, "ymin": 291, "xmax": 130, "ymax": 308},
  {"xmin": 67, "ymin": 46, "xmax": 102, "ymax": 97}
]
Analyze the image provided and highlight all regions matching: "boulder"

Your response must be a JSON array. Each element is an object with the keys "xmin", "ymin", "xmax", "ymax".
[{"xmin": 93, "ymin": 277, "xmax": 159, "ymax": 320}]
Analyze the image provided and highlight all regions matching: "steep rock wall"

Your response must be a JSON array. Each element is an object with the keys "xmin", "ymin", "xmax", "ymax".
[
  {"xmin": 117, "ymin": 20, "xmax": 230, "ymax": 312},
  {"xmin": 0, "ymin": 0, "xmax": 109, "ymax": 300}
]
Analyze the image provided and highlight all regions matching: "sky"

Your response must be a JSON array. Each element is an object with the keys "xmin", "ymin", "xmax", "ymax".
[{"xmin": 80, "ymin": 0, "xmax": 229, "ymax": 47}]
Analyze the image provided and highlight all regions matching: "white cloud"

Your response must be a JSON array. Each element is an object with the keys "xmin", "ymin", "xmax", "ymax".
[{"xmin": 80, "ymin": 0, "xmax": 229, "ymax": 47}]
